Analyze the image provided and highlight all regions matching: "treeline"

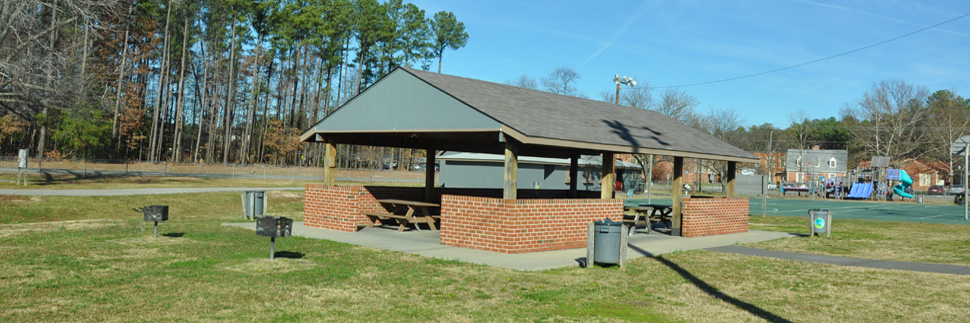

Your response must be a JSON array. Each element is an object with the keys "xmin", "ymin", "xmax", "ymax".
[
  {"xmin": 0, "ymin": 0, "xmax": 468, "ymax": 165},
  {"xmin": 514, "ymin": 67, "xmax": 970, "ymax": 181}
]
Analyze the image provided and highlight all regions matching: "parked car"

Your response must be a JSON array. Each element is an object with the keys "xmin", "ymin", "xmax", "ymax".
[
  {"xmin": 927, "ymin": 185, "xmax": 945, "ymax": 195},
  {"xmin": 950, "ymin": 185, "xmax": 966, "ymax": 196}
]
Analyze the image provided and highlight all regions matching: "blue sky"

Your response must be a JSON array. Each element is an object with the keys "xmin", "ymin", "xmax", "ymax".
[{"xmin": 408, "ymin": 0, "xmax": 970, "ymax": 128}]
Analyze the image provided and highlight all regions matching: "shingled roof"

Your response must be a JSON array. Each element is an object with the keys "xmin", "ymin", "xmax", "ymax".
[{"xmin": 302, "ymin": 67, "xmax": 758, "ymax": 163}]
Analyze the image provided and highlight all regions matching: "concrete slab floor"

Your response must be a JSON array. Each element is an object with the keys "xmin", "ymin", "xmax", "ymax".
[{"xmin": 223, "ymin": 221, "xmax": 796, "ymax": 271}]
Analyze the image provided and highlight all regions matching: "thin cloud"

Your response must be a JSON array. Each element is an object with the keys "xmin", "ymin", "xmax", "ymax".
[
  {"xmin": 795, "ymin": 0, "xmax": 970, "ymax": 37},
  {"xmin": 579, "ymin": 1, "xmax": 658, "ymax": 67}
]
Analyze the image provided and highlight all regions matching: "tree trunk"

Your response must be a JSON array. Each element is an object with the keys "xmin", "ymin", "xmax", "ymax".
[
  {"xmin": 222, "ymin": 14, "xmax": 239, "ymax": 164},
  {"xmin": 37, "ymin": 1, "xmax": 60, "ymax": 160},
  {"xmin": 194, "ymin": 40, "xmax": 209, "ymax": 163},
  {"xmin": 112, "ymin": 2, "xmax": 134, "ymax": 140},
  {"xmin": 241, "ymin": 38, "xmax": 262, "ymax": 164},
  {"xmin": 150, "ymin": 0, "xmax": 173, "ymax": 162},
  {"xmin": 287, "ymin": 47, "xmax": 301, "ymax": 128},
  {"xmin": 172, "ymin": 15, "xmax": 189, "ymax": 163}
]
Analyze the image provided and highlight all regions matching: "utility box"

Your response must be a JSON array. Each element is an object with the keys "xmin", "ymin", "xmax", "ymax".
[
  {"xmin": 243, "ymin": 191, "xmax": 267, "ymax": 219},
  {"xmin": 809, "ymin": 209, "xmax": 831, "ymax": 237}
]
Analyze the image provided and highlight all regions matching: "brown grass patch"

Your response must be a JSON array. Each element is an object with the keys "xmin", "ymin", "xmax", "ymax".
[
  {"xmin": 219, "ymin": 258, "xmax": 319, "ymax": 274},
  {"xmin": 0, "ymin": 219, "xmax": 120, "ymax": 238}
]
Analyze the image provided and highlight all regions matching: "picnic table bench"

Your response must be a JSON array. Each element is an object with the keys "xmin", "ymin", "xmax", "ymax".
[
  {"xmin": 365, "ymin": 199, "xmax": 440, "ymax": 232},
  {"xmin": 622, "ymin": 204, "xmax": 673, "ymax": 235}
]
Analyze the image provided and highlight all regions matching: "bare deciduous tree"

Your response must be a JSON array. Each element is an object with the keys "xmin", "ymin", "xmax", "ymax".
[
  {"xmin": 507, "ymin": 74, "xmax": 538, "ymax": 90},
  {"xmin": 541, "ymin": 67, "xmax": 584, "ymax": 98},
  {"xmin": 655, "ymin": 88, "xmax": 699, "ymax": 125},
  {"xmin": 840, "ymin": 78, "xmax": 929, "ymax": 161}
]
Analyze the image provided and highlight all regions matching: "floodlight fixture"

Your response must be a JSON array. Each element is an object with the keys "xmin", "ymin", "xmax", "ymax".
[{"xmin": 613, "ymin": 74, "xmax": 621, "ymax": 85}]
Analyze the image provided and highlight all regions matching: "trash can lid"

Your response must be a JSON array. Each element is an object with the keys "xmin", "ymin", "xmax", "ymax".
[{"xmin": 594, "ymin": 218, "xmax": 621, "ymax": 226}]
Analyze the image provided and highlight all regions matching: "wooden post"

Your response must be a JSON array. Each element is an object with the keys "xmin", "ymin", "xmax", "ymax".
[
  {"xmin": 672, "ymin": 156, "xmax": 684, "ymax": 236},
  {"xmin": 569, "ymin": 152, "xmax": 579, "ymax": 198},
  {"xmin": 586, "ymin": 222, "xmax": 595, "ymax": 268},
  {"xmin": 601, "ymin": 152, "xmax": 614, "ymax": 199},
  {"xmin": 324, "ymin": 142, "xmax": 336, "ymax": 186},
  {"xmin": 504, "ymin": 141, "xmax": 518, "ymax": 199},
  {"xmin": 619, "ymin": 224, "xmax": 628, "ymax": 269},
  {"xmin": 727, "ymin": 161, "xmax": 737, "ymax": 198},
  {"xmin": 425, "ymin": 149, "xmax": 436, "ymax": 202}
]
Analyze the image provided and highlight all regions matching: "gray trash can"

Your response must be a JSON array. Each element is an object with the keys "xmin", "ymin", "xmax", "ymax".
[
  {"xmin": 809, "ymin": 208, "xmax": 831, "ymax": 237},
  {"xmin": 244, "ymin": 191, "xmax": 266, "ymax": 219},
  {"xmin": 917, "ymin": 195, "xmax": 923, "ymax": 204},
  {"xmin": 593, "ymin": 218, "xmax": 623, "ymax": 264}
]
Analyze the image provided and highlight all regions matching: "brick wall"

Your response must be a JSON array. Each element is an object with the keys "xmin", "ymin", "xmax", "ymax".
[
  {"xmin": 303, "ymin": 185, "xmax": 601, "ymax": 232},
  {"xmin": 438, "ymin": 195, "xmax": 623, "ymax": 254},
  {"xmin": 681, "ymin": 198, "xmax": 749, "ymax": 238}
]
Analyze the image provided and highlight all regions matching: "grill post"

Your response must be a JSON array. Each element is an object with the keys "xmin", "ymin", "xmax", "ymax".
[{"xmin": 270, "ymin": 237, "xmax": 276, "ymax": 260}]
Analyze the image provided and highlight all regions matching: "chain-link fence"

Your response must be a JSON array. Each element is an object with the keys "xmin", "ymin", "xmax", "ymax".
[{"xmin": 0, "ymin": 156, "xmax": 430, "ymax": 183}]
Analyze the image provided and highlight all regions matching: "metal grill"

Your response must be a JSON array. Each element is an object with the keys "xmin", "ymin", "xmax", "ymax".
[
  {"xmin": 141, "ymin": 205, "xmax": 169, "ymax": 237},
  {"xmin": 256, "ymin": 216, "xmax": 293, "ymax": 259}
]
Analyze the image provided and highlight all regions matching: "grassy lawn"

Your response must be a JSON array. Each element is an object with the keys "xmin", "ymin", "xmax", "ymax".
[
  {"xmin": 748, "ymin": 215, "xmax": 970, "ymax": 265},
  {"xmin": 3, "ymin": 190, "xmax": 970, "ymax": 321}
]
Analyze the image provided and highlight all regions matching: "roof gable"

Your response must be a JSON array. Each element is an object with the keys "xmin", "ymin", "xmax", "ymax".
[{"xmin": 304, "ymin": 69, "xmax": 500, "ymax": 136}]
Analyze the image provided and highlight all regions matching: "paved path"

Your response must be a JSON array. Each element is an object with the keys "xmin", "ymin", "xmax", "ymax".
[
  {"xmin": 0, "ymin": 187, "xmax": 304, "ymax": 196},
  {"xmin": 707, "ymin": 245, "xmax": 970, "ymax": 275}
]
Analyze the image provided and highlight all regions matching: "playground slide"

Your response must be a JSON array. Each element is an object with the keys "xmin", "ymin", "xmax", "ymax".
[
  {"xmin": 847, "ymin": 182, "xmax": 873, "ymax": 199},
  {"xmin": 847, "ymin": 183, "xmax": 862, "ymax": 198},
  {"xmin": 892, "ymin": 170, "xmax": 914, "ymax": 198}
]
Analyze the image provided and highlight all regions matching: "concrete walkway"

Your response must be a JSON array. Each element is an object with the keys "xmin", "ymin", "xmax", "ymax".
[
  {"xmin": 223, "ymin": 221, "xmax": 794, "ymax": 271},
  {"xmin": 706, "ymin": 245, "xmax": 970, "ymax": 275},
  {"xmin": 0, "ymin": 187, "xmax": 304, "ymax": 196}
]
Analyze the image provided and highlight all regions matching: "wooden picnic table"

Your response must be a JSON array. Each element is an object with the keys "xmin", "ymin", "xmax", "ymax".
[
  {"xmin": 365, "ymin": 199, "xmax": 441, "ymax": 232},
  {"xmin": 622, "ymin": 203, "xmax": 673, "ymax": 235}
]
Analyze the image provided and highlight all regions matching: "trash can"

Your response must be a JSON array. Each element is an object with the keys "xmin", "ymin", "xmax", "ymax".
[
  {"xmin": 917, "ymin": 195, "xmax": 923, "ymax": 204},
  {"xmin": 243, "ymin": 191, "xmax": 266, "ymax": 219},
  {"xmin": 809, "ymin": 208, "xmax": 831, "ymax": 237},
  {"xmin": 593, "ymin": 218, "xmax": 623, "ymax": 264}
]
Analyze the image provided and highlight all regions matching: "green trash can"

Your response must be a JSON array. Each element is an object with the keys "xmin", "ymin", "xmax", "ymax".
[{"xmin": 593, "ymin": 218, "xmax": 623, "ymax": 264}]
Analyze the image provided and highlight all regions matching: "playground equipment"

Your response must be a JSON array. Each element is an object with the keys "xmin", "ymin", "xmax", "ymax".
[
  {"xmin": 824, "ymin": 177, "xmax": 843, "ymax": 199},
  {"xmin": 846, "ymin": 182, "xmax": 873, "ymax": 199},
  {"xmin": 891, "ymin": 169, "xmax": 914, "ymax": 198}
]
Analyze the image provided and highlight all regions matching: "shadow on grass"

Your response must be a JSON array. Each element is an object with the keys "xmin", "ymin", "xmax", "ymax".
[
  {"xmin": 273, "ymin": 251, "xmax": 305, "ymax": 259},
  {"xmin": 628, "ymin": 244, "xmax": 793, "ymax": 323},
  {"xmin": 162, "ymin": 232, "xmax": 185, "ymax": 238}
]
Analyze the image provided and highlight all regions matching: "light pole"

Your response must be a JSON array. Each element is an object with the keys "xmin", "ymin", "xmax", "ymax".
[
  {"xmin": 614, "ymin": 74, "xmax": 641, "ymax": 200},
  {"xmin": 613, "ymin": 74, "xmax": 636, "ymax": 105}
]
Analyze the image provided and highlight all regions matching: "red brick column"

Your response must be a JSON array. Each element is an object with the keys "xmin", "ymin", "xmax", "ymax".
[
  {"xmin": 680, "ymin": 198, "xmax": 749, "ymax": 238},
  {"xmin": 439, "ymin": 195, "xmax": 623, "ymax": 254},
  {"xmin": 304, "ymin": 185, "xmax": 384, "ymax": 232}
]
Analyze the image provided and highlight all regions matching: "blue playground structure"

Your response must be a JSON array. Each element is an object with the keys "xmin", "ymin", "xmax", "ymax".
[
  {"xmin": 892, "ymin": 169, "xmax": 914, "ymax": 198},
  {"xmin": 846, "ymin": 182, "xmax": 873, "ymax": 199}
]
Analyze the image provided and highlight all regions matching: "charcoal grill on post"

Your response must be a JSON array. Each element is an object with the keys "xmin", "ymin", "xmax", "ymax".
[
  {"xmin": 141, "ymin": 205, "xmax": 169, "ymax": 237},
  {"xmin": 256, "ymin": 216, "xmax": 293, "ymax": 260}
]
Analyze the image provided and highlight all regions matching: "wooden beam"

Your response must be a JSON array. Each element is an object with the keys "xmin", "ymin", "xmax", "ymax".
[
  {"xmin": 504, "ymin": 141, "xmax": 518, "ymax": 199},
  {"xmin": 601, "ymin": 152, "xmax": 614, "ymax": 199},
  {"xmin": 727, "ymin": 161, "xmax": 737, "ymax": 198},
  {"xmin": 324, "ymin": 142, "xmax": 336, "ymax": 186},
  {"xmin": 671, "ymin": 156, "xmax": 684, "ymax": 236},
  {"xmin": 569, "ymin": 152, "xmax": 579, "ymax": 198},
  {"xmin": 425, "ymin": 149, "xmax": 436, "ymax": 202}
]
